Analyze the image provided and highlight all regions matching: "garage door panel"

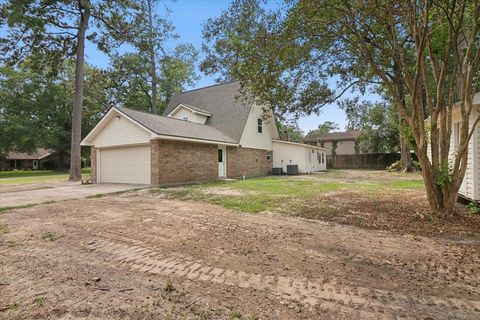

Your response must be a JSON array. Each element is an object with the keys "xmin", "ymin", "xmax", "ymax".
[{"xmin": 99, "ymin": 145, "xmax": 150, "ymax": 184}]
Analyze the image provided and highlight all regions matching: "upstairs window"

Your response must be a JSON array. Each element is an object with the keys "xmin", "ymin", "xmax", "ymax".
[{"xmin": 257, "ymin": 118, "xmax": 263, "ymax": 133}]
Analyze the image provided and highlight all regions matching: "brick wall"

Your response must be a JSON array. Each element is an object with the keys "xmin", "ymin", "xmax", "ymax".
[
  {"xmin": 91, "ymin": 146, "xmax": 97, "ymax": 183},
  {"xmin": 151, "ymin": 139, "xmax": 218, "ymax": 185},
  {"xmin": 226, "ymin": 147, "xmax": 272, "ymax": 178}
]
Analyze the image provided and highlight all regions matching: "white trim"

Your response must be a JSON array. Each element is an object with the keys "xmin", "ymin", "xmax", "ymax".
[
  {"xmin": 81, "ymin": 108, "xmax": 155, "ymax": 146},
  {"xmin": 272, "ymin": 139, "xmax": 329, "ymax": 151},
  {"xmin": 473, "ymin": 109, "xmax": 479, "ymax": 199},
  {"xmin": 151, "ymin": 135, "xmax": 238, "ymax": 146},
  {"xmin": 218, "ymin": 145, "xmax": 227, "ymax": 177},
  {"xmin": 82, "ymin": 107, "xmax": 237, "ymax": 147},
  {"xmin": 168, "ymin": 103, "xmax": 212, "ymax": 117}
]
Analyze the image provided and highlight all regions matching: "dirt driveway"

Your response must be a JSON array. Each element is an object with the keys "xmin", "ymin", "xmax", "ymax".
[
  {"xmin": 0, "ymin": 182, "xmax": 144, "ymax": 208},
  {"xmin": 1, "ymin": 191, "xmax": 479, "ymax": 319}
]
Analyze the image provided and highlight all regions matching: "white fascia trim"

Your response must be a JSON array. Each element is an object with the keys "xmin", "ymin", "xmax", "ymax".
[
  {"xmin": 152, "ymin": 134, "xmax": 238, "ymax": 146},
  {"xmin": 472, "ymin": 109, "xmax": 479, "ymax": 200},
  {"xmin": 168, "ymin": 104, "xmax": 212, "ymax": 117},
  {"xmin": 272, "ymin": 139, "xmax": 330, "ymax": 151},
  {"xmin": 80, "ymin": 107, "xmax": 155, "ymax": 146}
]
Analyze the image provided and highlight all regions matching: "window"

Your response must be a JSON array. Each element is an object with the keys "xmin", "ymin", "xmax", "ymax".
[
  {"xmin": 267, "ymin": 154, "xmax": 272, "ymax": 161},
  {"xmin": 183, "ymin": 116, "xmax": 189, "ymax": 121},
  {"xmin": 321, "ymin": 152, "xmax": 325, "ymax": 164},
  {"xmin": 257, "ymin": 118, "xmax": 263, "ymax": 133},
  {"xmin": 454, "ymin": 122, "xmax": 460, "ymax": 149},
  {"xmin": 218, "ymin": 149, "xmax": 223, "ymax": 163}
]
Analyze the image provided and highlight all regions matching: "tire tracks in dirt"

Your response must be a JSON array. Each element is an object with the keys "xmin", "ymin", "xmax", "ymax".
[{"xmin": 86, "ymin": 236, "xmax": 480, "ymax": 319}]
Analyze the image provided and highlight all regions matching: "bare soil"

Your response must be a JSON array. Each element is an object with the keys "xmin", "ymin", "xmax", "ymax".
[
  {"xmin": 290, "ymin": 190, "xmax": 480, "ymax": 239},
  {"xmin": 1, "ymin": 191, "xmax": 479, "ymax": 319}
]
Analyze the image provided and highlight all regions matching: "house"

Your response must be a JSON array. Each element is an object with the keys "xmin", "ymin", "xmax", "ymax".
[
  {"xmin": 80, "ymin": 81, "xmax": 328, "ymax": 185},
  {"xmin": 434, "ymin": 94, "xmax": 480, "ymax": 202},
  {"xmin": 2, "ymin": 148, "xmax": 55, "ymax": 170},
  {"xmin": 303, "ymin": 131, "xmax": 361, "ymax": 155}
]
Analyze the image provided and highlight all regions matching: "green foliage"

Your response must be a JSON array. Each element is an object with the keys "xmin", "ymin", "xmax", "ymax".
[
  {"xmin": 466, "ymin": 202, "xmax": 480, "ymax": 215},
  {"xmin": 435, "ymin": 162, "xmax": 452, "ymax": 189},
  {"xmin": 307, "ymin": 121, "xmax": 340, "ymax": 136},
  {"xmin": 342, "ymin": 100, "xmax": 399, "ymax": 153},
  {"xmin": 276, "ymin": 121, "xmax": 304, "ymax": 142},
  {"xmin": 0, "ymin": 61, "xmax": 107, "ymax": 161}
]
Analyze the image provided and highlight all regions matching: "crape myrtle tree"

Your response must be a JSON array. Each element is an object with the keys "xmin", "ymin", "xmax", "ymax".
[
  {"xmin": 0, "ymin": 0, "xmax": 139, "ymax": 180},
  {"xmin": 202, "ymin": 0, "xmax": 480, "ymax": 215}
]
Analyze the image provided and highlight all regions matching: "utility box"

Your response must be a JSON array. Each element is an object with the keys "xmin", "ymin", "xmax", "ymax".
[
  {"xmin": 272, "ymin": 167, "xmax": 283, "ymax": 175},
  {"xmin": 286, "ymin": 165, "xmax": 299, "ymax": 175}
]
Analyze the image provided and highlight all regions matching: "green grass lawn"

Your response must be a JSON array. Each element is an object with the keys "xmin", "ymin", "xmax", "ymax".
[
  {"xmin": 0, "ymin": 168, "xmax": 91, "ymax": 185},
  {"xmin": 152, "ymin": 171, "xmax": 424, "ymax": 213}
]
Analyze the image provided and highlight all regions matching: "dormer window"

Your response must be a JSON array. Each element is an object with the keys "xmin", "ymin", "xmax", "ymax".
[
  {"xmin": 183, "ymin": 116, "xmax": 189, "ymax": 121},
  {"xmin": 257, "ymin": 118, "xmax": 263, "ymax": 133}
]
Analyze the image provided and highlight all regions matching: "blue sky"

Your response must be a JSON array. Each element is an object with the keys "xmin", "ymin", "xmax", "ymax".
[{"xmin": 85, "ymin": 0, "xmax": 349, "ymax": 133}]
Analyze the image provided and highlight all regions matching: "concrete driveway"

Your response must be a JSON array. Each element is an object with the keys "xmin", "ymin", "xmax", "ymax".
[{"xmin": 0, "ymin": 182, "xmax": 145, "ymax": 208}]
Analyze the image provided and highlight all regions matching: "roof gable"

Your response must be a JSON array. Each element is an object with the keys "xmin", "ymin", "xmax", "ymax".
[
  {"xmin": 304, "ymin": 130, "xmax": 361, "ymax": 143},
  {"xmin": 164, "ymin": 81, "xmax": 253, "ymax": 143}
]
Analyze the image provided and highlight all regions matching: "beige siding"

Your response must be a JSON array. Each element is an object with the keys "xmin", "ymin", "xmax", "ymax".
[
  {"xmin": 272, "ymin": 141, "xmax": 326, "ymax": 173},
  {"xmin": 320, "ymin": 140, "xmax": 356, "ymax": 155},
  {"xmin": 90, "ymin": 113, "xmax": 152, "ymax": 148},
  {"xmin": 169, "ymin": 107, "xmax": 208, "ymax": 124},
  {"xmin": 239, "ymin": 104, "xmax": 279, "ymax": 150}
]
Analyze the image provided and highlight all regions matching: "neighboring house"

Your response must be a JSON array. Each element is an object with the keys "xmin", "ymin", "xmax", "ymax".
[
  {"xmin": 303, "ymin": 131, "xmax": 361, "ymax": 155},
  {"xmin": 3, "ymin": 148, "xmax": 55, "ymax": 170},
  {"xmin": 81, "ymin": 81, "xmax": 328, "ymax": 185}
]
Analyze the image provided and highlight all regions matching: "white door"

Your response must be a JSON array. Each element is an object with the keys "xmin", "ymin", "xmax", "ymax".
[
  {"xmin": 218, "ymin": 146, "xmax": 226, "ymax": 177},
  {"xmin": 98, "ymin": 145, "xmax": 150, "ymax": 184}
]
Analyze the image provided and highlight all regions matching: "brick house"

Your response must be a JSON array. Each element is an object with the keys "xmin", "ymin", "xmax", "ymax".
[{"xmin": 81, "ymin": 81, "xmax": 328, "ymax": 185}]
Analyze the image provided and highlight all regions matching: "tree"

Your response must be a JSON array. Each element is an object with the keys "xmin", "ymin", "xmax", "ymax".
[
  {"xmin": 109, "ymin": 44, "xmax": 198, "ymax": 113},
  {"xmin": 122, "ymin": 0, "xmax": 198, "ymax": 114},
  {"xmin": 202, "ymin": 0, "xmax": 480, "ymax": 215},
  {"xmin": 308, "ymin": 121, "xmax": 340, "ymax": 136},
  {"xmin": 342, "ymin": 100, "xmax": 399, "ymax": 154},
  {"xmin": 0, "ymin": 60, "xmax": 109, "ymax": 167},
  {"xmin": 277, "ymin": 121, "xmax": 304, "ymax": 142},
  {"xmin": 1, "ymin": 0, "xmax": 138, "ymax": 180}
]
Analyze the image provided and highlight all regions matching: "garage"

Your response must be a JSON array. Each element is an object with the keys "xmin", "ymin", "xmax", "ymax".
[{"xmin": 97, "ymin": 145, "xmax": 151, "ymax": 184}]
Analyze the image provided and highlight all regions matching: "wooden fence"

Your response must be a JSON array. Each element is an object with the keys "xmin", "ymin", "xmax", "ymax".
[{"xmin": 326, "ymin": 153, "xmax": 401, "ymax": 170}]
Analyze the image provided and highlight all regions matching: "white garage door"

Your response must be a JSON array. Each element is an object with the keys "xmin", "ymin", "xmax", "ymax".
[{"xmin": 98, "ymin": 145, "xmax": 151, "ymax": 184}]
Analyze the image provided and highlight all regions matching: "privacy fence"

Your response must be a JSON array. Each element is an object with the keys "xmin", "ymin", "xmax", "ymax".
[{"xmin": 326, "ymin": 153, "xmax": 401, "ymax": 170}]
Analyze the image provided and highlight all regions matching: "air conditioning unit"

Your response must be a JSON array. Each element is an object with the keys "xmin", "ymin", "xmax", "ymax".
[
  {"xmin": 286, "ymin": 165, "xmax": 299, "ymax": 175},
  {"xmin": 272, "ymin": 167, "xmax": 283, "ymax": 175}
]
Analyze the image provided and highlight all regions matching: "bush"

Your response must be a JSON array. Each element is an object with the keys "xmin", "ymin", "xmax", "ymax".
[{"xmin": 466, "ymin": 202, "xmax": 480, "ymax": 214}]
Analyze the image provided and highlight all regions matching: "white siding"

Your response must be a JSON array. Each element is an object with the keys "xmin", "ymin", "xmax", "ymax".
[
  {"xmin": 169, "ymin": 107, "xmax": 208, "ymax": 124},
  {"xmin": 98, "ymin": 145, "xmax": 151, "ymax": 184},
  {"xmin": 89, "ymin": 113, "xmax": 152, "ymax": 148},
  {"xmin": 239, "ymin": 104, "xmax": 279, "ymax": 150},
  {"xmin": 272, "ymin": 141, "xmax": 327, "ymax": 173},
  {"xmin": 441, "ymin": 108, "xmax": 477, "ymax": 200}
]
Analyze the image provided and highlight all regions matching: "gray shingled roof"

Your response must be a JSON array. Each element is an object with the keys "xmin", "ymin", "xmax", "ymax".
[
  {"xmin": 118, "ymin": 107, "xmax": 236, "ymax": 144},
  {"xmin": 164, "ymin": 81, "xmax": 253, "ymax": 143},
  {"xmin": 303, "ymin": 130, "xmax": 361, "ymax": 143}
]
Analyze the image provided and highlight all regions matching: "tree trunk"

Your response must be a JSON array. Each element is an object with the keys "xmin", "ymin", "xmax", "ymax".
[
  {"xmin": 69, "ymin": 3, "xmax": 90, "ymax": 181},
  {"xmin": 147, "ymin": 0, "xmax": 158, "ymax": 114},
  {"xmin": 398, "ymin": 107, "xmax": 413, "ymax": 172}
]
